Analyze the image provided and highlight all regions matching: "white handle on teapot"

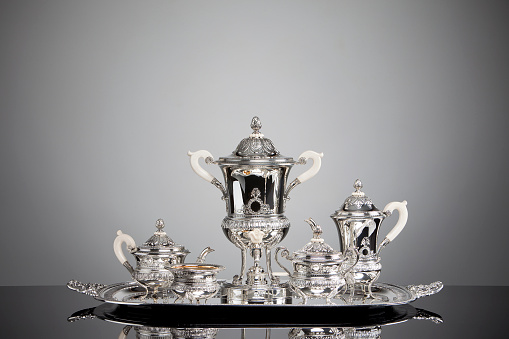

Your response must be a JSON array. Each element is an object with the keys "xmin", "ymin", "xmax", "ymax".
[
  {"xmin": 113, "ymin": 230, "xmax": 137, "ymax": 276},
  {"xmin": 285, "ymin": 151, "xmax": 323, "ymax": 198},
  {"xmin": 378, "ymin": 200, "xmax": 408, "ymax": 254},
  {"xmin": 188, "ymin": 150, "xmax": 227, "ymax": 198}
]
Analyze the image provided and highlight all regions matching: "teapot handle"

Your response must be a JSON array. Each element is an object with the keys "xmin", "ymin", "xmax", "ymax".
[
  {"xmin": 274, "ymin": 246, "xmax": 292, "ymax": 276},
  {"xmin": 378, "ymin": 200, "xmax": 408, "ymax": 254},
  {"xmin": 113, "ymin": 230, "xmax": 137, "ymax": 277},
  {"xmin": 188, "ymin": 150, "xmax": 227, "ymax": 198},
  {"xmin": 284, "ymin": 151, "xmax": 324, "ymax": 199}
]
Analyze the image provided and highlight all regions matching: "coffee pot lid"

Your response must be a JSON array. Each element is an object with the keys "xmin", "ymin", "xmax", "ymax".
[
  {"xmin": 216, "ymin": 116, "xmax": 295, "ymax": 165},
  {"xmin": 331, "ymin": 179, "xmax": 386, "ymax": 219},
  {"xmin": 138, "ymin": 219, "xmax": 189, "ymax": 255},
  {"xmin": 292, "ymin": 219, "xmax": 344, "ymax": 262}
]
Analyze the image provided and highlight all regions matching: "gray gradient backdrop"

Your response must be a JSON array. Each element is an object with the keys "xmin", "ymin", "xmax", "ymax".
[{"xmin": 1, "ymin": 0, "xmax": 508, "ymax": 286}]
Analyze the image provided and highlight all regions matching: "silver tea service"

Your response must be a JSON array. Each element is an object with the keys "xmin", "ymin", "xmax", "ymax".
[
  {"xmin": 330, "ymin": 179, "xmax": 408, "ymax": 298},
  {"xmin": 168, "ymin": 247, "xmax": 225, "ymax": 303},
  {"xmin": 275, "ymin": 218, "xmax": 358, "ymax": 304},
  {"xmin": 188, "ymin": 116, "xmax": 323, "ymax": 286},
  {"xmin": 113, "ymin": 219, "xmax": 190, "ymax": 295}
]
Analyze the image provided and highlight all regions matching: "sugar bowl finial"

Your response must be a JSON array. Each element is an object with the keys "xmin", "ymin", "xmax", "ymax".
[{"xmin": 155, "ymin": 218, "xmax": 165, "ymax": 232}]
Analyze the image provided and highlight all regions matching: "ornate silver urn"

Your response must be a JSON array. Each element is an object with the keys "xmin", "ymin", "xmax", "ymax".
[
  {"xmin": 330, "ymin": 180, "xmax": 408, "ymax": 297},
  {"xmin": 113, "ymin": 219, "xmax": 190, "ymax": 295},
  {"xmin": 188, "ymin": 116, "xmax": 323, "ymax": 286}
]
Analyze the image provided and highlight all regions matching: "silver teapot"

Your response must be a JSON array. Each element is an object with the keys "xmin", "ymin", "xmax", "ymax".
[
  {"xmin": 113, "ymin": 219, "xmax": 190, "ymax": 294},
  {"xmin": 188, "ymin": 116, "xmax": 323, "ymax": 285},
  {"xmin": 275, "ymin": 218, "xmax": 358, "ymax": 304},
  {"xmin": 168, "ymin": 247, "xmax": 225, "ymax": 304},
  {"xmin": 330, "ymin": 180, "xmax": 408, "ymax": 297}
]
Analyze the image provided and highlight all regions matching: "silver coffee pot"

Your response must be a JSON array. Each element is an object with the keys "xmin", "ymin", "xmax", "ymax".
[
  {"xmin": 188, "ymin": 116, "xmax": 323, "ymax": 285},
  {"xmin": 113, "ymin": 219, "xmax": 190, "ymax": 295},
  {"xmin": 330, "ymin": 180, "xmax": 408, "ymax": 297}
]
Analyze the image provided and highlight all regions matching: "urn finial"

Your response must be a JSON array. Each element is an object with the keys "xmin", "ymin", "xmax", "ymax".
[{"xmin": 250, "ymin": 116, "xmax": 262, "ymax": 133}]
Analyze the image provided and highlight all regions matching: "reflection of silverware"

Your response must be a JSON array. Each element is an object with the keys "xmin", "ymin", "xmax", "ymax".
[
  {"xmin": 188, "ymin": 116, "xmax": 323, "ymax": 285},
  {"xmin": 168, "ymin": 247, "xmax": 225, "ymax": 304},
  {"xmin": 331, "ymin": 180, "xmax": 408, "ymax": 298},
  {"xmin": 275, "ymin": 218, "xmax": 358, "ymax": 304},
  {"xmin": 113, "ymin": 218, "xmax": 190, "ymax": 296}
]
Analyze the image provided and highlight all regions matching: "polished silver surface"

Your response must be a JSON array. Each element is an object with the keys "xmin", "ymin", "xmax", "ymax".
[
  {"xmin": 331, "ymin": 180, "xmax": 406, "ymax": 297},
  {"xmin": 275, "ymin": 219, "xmax": 358, "ymax": 304},
  {"xmin": 168, "ymin": 248, "xmax": 225, "ymax": 304},
  {"xmin": 114, "ymin": 219, "xmax": 190, "ymax": 295},
  {"xmin": 189, "ymin": 117, "xmax": 323, "ymax": 285},
  {"xmin": 67, "ymin": 279, "xmax": 443, "ymax": 306}
]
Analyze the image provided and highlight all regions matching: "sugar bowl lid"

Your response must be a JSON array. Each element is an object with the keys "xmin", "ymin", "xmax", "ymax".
[
  {"xmin": 216, "ymin": 116, "xmax": 295, "ymax": 165},
  {"xmin": 331, "ymin": 179, "xmax": 386, "ymax": 219},
  {"xmin": 291, "ymin": 218, "xmax": 345, "ymax": 263},
  {"xmin": 136, "ymin": 219, "xmax": 190, "ymax": 255}
]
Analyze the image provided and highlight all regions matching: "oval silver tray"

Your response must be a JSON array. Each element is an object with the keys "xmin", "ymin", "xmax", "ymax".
[{"xmin": 67, "ymin": 280, "xmax": 443, "ymax": 307}]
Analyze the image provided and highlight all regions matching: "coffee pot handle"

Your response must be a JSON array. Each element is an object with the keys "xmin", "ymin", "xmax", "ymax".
[
  {"xmin": 285, "ymin": 151, "xmax": 324, "ymax": 198},
  {"xmin": 188, "ymin": 150, "xmax": 227, "ymax": 198},
  {"xmin": 113, "ymin": 230, "xmax": 137, "ymax": 277},
  {"xmin": 275, "ymin": 246, "xmax": 292, "ymax": 276},
  {"xmin": 378, "ymin": 201, "xmax": 408, "ymax": 254}
]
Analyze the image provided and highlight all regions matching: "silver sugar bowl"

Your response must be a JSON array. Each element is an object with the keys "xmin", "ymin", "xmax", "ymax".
[
  {"xmin": 275, "ymin": 218, "xmax": 358, "ymax": 304},
  {"xmin": 168, "ymin": 247, "xmax": 225, "ymax": 303},
  {"xmin": 330, "ymin": 179, "xmax": 408, "ymax": 297},
  {"xmin": 114, "ymin": 219, "xmax": 190, "ymax": 294},
  {"xmin": 188, "ymin": 116, "xmax": 323, "ymax": 285}
]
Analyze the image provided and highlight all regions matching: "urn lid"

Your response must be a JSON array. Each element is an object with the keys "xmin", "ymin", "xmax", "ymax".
[
  {"xmin": 216, "ymin": 116, "xmax": 296, "ymax": 165},
  {"xmin": 137, "ymin": 219, "xmax": 190, "ymax": 255},
  {"xmin": 291, "ymin": 219, "xmax": 345, "ymax": 263},
  {"xmin": 330, "ymin": 179, "xmax": 386, "ymax": 219}
]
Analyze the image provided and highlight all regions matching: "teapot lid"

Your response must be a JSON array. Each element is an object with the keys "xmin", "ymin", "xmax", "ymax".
[
  {"xmin": 137, "ymin": 219, "xmax": 190, "ymax": 255},
  {"xmin": 292, "ymin": 219, "xmax": 344, "ymax": 263},
  {"xmin": 331, "ymin": 179, "xmax": 386, "ymax": 219},
  {"xmin": 216, "ymin": 116, "xmax": 295, "ymax": 165}
]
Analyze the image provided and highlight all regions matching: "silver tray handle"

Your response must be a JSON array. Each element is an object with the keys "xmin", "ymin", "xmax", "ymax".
[
  {"xmin": 407, "ymin": 281, "xmax": 444, "ymax": 299},
  {"xmin": 67, "ymin": 279, "xmax": 105, "ymax": 297}
]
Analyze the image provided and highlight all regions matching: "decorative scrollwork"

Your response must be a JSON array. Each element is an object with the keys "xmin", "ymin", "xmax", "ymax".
[
  {"xmin": 407, "ymin": 281, "xmax": 444, "ymax": 299},
  {"xmin": 67, "ymin": 280, "xmax": 106, "ymax": 297}
]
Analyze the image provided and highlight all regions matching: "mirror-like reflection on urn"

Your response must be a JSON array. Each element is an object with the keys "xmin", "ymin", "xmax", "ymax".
[
  {"xmin": 330, "ymin": 180, "xmax": 408, "ymax": 299},
  {"xmin": 188, "ymin": 116, "xmax": 323, "ymax": 302}
]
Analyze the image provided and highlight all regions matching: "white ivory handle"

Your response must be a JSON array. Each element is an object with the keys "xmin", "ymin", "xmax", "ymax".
[
  {"xmin": 113, "ymin": 230, "xmax": 136, "ymax": 269},
  {"xmin": 188, "ymin": 150, "xmax": 216, "ymax": 183},
  {"xmin": 296, "ymin": 150, "xmax": 324, "ymax": 184},
  {"xmin": 382, "ymin": 200, "xmax": 408, "ymax": 243}
]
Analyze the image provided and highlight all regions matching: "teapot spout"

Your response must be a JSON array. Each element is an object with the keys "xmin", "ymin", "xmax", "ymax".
[{"xmin": 196, "ymin": 247, "xmax": 215, "ymax": 263}]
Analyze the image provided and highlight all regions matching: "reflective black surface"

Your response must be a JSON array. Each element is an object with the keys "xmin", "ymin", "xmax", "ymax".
[{"xmin": 0, "ymin": 285, "xmax": 507, "ymax": 338}]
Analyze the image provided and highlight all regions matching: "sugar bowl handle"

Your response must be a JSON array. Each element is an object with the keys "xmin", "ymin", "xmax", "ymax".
[
  {"xmin": 113, "ymin": 230, "xmax": 137, "ymax": 277},
  {"xmin": 275, "ymin": 246, "xmax": 293, "ymax": 276},
  {"xmin": 285, "ymin": 151, "xmax": 324, "ymax": 198},
  {"xmin": 378, "ymin": 200, "xmax": 408, "ymax": 254},
  {"xmin": 188, "ymin": 150, "xmax": 227, "ymax": 199}
]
